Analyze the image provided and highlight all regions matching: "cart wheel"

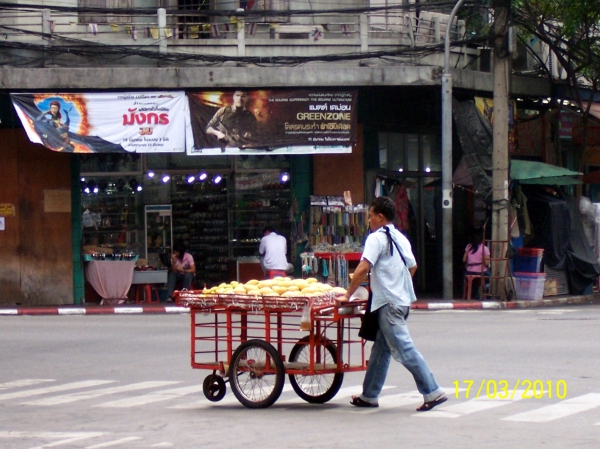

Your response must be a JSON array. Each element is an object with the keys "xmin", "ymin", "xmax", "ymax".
[
  {"xmin": 228, "ymin": 339, "xmax": 285, "ymax": 409},
  {"xmin": 288, "ymin": 336, "xmax": 344, "ymax": 404},
  {"xmin": 203, "ymin": 374, "xmax": 226, "ymax": 402}
]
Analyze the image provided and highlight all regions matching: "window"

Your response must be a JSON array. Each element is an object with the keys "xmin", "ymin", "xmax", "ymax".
[
  {"xmin": 176, "ymin": 0, "xmax": 210, "ymax": 39},
  {"xmin": 378, "ymin": 132, "xmax": 440, "ymax": 173}
]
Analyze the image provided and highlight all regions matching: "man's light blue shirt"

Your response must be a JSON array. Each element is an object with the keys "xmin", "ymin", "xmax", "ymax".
[{"xmin": 361, "ymin": 224, "xmax": 417, "ymax": 311}]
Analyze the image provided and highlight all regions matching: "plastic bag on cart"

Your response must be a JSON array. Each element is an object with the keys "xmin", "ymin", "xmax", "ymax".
[
  {"xmin": 339, "ymin": 286, "xmax": 368, "ymax": 314},
  {"xmin": 300, "ymin": 303, "xmax": 312, "ymax": 331}
]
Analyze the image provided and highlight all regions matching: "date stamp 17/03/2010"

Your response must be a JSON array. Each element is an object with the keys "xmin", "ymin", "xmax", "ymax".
[{"xmin": 453, "ymin": 380, "xmax": 567, "ymax": 400}]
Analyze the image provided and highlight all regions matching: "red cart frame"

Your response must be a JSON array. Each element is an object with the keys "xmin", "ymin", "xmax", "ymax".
[{"xmin": 175, "ymin": 291, "xmax": 368, "ymax": 408}]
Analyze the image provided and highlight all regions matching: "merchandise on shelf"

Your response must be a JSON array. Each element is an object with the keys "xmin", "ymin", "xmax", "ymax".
[
  {"xmin": 309, "ymin": 199, "xmax": 368, "ymax": 247},
  {"xmin": 81, "ymin": 192, "xmax": 142, "ymax": 258},
  {"xmin": 171, "ymin": 176, "xmax": 229, "ymax": 286},
  {"xmin": 144, "ymin": 205, "xmax": 172, "ymax": 268},
  {"xmin": 229, "ymin": 172, "xmax": 291, "ymax": 259}
]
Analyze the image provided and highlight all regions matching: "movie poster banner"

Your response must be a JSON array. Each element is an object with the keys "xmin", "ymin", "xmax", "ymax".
[
  {"xmin": 186, "ymin": 89, "xmax": 357, "ymax": 155},
  {"xmin": 11, "ymin": 92, "xmax": 188, "ymax": 153}
]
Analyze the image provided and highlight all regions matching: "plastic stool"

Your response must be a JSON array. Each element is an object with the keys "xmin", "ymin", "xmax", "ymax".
[
  {"xmin": 463, "ymin": 275, "xmax": 480, "ymax": 300},
  {"xmin": 135, "ymin": 284, "xmax": 160, "ymax": 303}
]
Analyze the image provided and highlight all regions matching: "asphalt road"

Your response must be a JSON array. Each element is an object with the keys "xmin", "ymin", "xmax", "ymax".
[{"xmin": 1, "ymin": 306, "xmax": 599, "ymax": 448}]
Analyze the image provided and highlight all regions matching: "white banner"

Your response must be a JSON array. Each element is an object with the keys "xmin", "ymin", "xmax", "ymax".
[{"xmin": 11, "ymin": 92, "xmax": 189, "ymax": 153}]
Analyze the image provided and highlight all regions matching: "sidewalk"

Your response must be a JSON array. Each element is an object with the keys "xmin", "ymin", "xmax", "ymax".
[{"xmin": 2, "ymin": 292, "xmax": 600, "ymax": 316}]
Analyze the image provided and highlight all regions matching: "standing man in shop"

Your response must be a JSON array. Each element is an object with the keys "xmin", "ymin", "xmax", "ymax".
[
  {"xmin": 259, "ymin": 226, "xmax": 289, "ymax": 279},
  {"xmin": 206, "ymin": 90, "xmax": 258, "ymax": 150},
  {"xmin": 337, "ymin": 196, "xmax": 447, "ymax": 411}
]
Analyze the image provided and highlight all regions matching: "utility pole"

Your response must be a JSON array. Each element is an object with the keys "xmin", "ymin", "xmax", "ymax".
[
  {"xmin": 441, "ymin": 0, "xmax": 466, "ymax": 299},
  {"xmin": 491, "ymin": 0, "xmax": 511, "ymax": 293}
]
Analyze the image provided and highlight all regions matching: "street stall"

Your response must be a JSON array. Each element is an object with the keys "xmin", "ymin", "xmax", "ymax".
[
  {"xmin": 302, "ymin": 195, "xmax": 368, "ymax": 287},
  {"xmin": 510, "ymin": 160, "xmax": 599, "ymax": 297},
  {"xmin": 175, "ymin": 278, "xmax": 368, "ymax": 408}
]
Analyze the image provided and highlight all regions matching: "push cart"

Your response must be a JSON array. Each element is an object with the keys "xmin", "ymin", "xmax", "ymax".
[{"xmin": 175, "ymin": 290, "xmax": 368, "ymax": 408}]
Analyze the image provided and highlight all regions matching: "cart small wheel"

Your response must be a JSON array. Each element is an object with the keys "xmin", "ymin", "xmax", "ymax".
[
  {"xmin": 288, "ymin": 336, "xmax": 344, "ymax": 404},
  {"xmin": 203, "ymin": 374, "xmax": 226, "ymax": 402},
  {"xmin": 228, "ymin": 339, "xmax": 285, "ymax": 409}
]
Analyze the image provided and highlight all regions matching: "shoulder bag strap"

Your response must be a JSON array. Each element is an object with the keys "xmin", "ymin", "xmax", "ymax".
[{"xmin": 382, "ymin": 226, "xmax": 407, "ymax": 266}]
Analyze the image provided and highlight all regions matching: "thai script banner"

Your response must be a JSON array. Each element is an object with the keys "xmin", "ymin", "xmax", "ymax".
[
  {"xmin": 11, "ymin": 92, "xmax": 188, "ymax": 153},
  {"xmin": 186, "ymin": 89, "xmax": 357, "ymax": 155}
]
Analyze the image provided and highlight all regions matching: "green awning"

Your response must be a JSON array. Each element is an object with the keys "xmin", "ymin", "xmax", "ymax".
[{"xmin": 511, "ymin": 160, "xmax": 582, "ymax": 185}]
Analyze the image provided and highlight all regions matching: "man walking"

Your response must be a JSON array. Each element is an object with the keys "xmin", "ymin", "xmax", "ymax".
[{"xmin": 338, "ymin": 196, "xmax": 447, "ymax": 411}]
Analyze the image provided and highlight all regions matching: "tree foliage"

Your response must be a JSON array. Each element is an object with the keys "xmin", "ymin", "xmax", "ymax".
[
  {"xmin": 512, "ymin": 0, "xmax": 600, "ymax": 174},
  {"xmin": 513, "ymin": 0, "xmax": 600, "ymax": 94}
]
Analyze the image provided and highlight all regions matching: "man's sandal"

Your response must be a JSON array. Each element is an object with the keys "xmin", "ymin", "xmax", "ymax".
[
  {"xmin": 350, "ymin": 396, "xmax": 379, "ymax": 408},
  {"xmin": 416, "ymin": 395, "xmax": 448, "ymax": 412}
]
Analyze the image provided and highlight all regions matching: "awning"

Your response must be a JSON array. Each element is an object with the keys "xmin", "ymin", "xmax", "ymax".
[
  {"xmin": 510, "ymin": 159, "xmax": 582, "ymax": 185},
  {"xmin": 452, "ymin": 157, "xmax": 582, "ymax": 187}
]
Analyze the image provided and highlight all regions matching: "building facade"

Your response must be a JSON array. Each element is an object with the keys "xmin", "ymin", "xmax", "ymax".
[{"xmin": 0, "ymin": 1, "xmax": 551, "ymax": 305}]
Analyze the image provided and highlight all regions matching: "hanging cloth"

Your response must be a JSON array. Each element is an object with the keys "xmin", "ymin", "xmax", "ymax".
[
  {"xmin": 374, "ymin": 177, "xmax": 381, "ymax": 198},
  {"xmin": 394, "ymin": 184, "xmax": 410, "ymax": 231}
]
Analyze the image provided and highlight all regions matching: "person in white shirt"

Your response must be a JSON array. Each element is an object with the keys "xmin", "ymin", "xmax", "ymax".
[
  {"xmin": 259, "ymin": 227, "xmax": 288, "ymax": 279},
  {"xmin": 338, "ymin": 196, "xmax": 446, "ymax": 411}
]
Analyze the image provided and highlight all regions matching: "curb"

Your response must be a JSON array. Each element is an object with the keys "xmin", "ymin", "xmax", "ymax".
[
  {"xmin": 1, "ymin": 293, "xmax": 599, "ymax": 316},
  {"xmin": 412, "ymin": 292, "xmax": 600, "ymax": 310},
  {"xmin": 0, "ymin": 304, "xmax": 190, "ymax": 316}
]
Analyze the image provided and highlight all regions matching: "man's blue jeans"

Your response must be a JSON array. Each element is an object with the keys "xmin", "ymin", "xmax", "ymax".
[{"xmin": 360, "ymin": 303, "xmax": 444, "ymax": 404}]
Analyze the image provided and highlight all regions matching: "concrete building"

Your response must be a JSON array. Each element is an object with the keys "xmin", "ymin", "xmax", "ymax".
[{"xmin": 0, "ymin": 1, "xmax": 550, "ymax": 305}]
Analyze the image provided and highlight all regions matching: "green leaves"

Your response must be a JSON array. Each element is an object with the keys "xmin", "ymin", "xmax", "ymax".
[{"xmin": 513, "ymin": 0, "xmax": 600, "ymax": 90}]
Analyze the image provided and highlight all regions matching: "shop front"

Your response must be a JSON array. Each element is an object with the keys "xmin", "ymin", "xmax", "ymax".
[
  {"xmin": 78, "ymin": 153, "xmax": 295, "ymax": 302},
  {"xmin": 3, "ymin": 86, "xmax": 453, "ymax": 305}
]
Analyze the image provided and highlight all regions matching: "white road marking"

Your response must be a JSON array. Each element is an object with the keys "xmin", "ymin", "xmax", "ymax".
[
  {"xmin": 113, "ymin": 307, "xmax": 144, "ymax": 314},
  {"xmin": 0, "ymin": 431, "xmax": 104, "ymax": 448},
  {"xmin": 0, "ymin": 309, "xmax": 18, "ymax": 315},
  {"xmin": 290, "ymin": 385, "xmax": 395, "ymax": 408},
  {"xmin": 95, "ymin": 385, "xmax": 201, "ymax": 408},
  {"xmin": 502, "ymin": 393, "xmax": 600, "ymax": 422},
  {"xmin": 169, "ymin": 384, "xmax": 295, "ymax": 409},
  {"xmin": 427, "ymin": 303, "xmax": 454, "ymax": 310},
  {"xmin": 327, "ymin": 387, "xmax": 463, "ymax": 414},
  {"xmin": 0, "ymin": 379, "xmax": 54, "ymax": 391},
  {"xmin": 24, "ymin": 381, "xmax": 180, "ymax": 406},
  {"xmin": 0, "ymin": 381, "xmax": 114, "ymax": 401},
  {"xmin": 353, "ymin": 390, "xmax": 424, "ymax": 414},
  {"xmin": 414, "ymin": 390, "xmax": 527, "ymax": 418},
  {"xmin": 58, "ymin": 308, "xmax": 86, "ymax": 315},
  {"xmin": 85, "ymin": 437, "xmax": 142, "ymax": 448},
  {"xmin": 535, "ymin": 309, "xmax": 576, "ymax": 314},
  {"xmin": 165, "ymin": 306, "xmax": 189, "ymax": 313}
]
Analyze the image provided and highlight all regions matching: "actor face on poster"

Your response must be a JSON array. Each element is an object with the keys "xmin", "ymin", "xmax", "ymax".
[{"xmin": 205, "ymin": 90, "xmax": 258, "ymax": 150}]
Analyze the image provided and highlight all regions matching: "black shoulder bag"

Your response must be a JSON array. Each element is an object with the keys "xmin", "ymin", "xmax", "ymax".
[{"xmin": 358, "ymin": 227, "xmax": 407, "ymax": 342}]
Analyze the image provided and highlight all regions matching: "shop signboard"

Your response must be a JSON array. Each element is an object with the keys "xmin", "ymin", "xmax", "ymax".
[
  {"xmin": 11, "ymin": 92, "xmax": 188, "ymax": 153},
  {"xmin": 186, "ymin": 89, "xmax": 357, "ymax": 155}
]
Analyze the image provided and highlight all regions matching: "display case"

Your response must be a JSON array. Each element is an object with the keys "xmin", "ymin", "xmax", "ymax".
[
  {"xmin": 171, "ymin": 176, "xmax": 229, "ymax": 286},
  {"xmin": 81, "ymin": 192, "xmax": 143, "ymax": 257},
  {"xmin": 229, "ymin": 172, "xmax": 291, "ymax": 259},
  {"xmin": 144, "ymin": 205, "xmax": 172, "ymax": 267}
]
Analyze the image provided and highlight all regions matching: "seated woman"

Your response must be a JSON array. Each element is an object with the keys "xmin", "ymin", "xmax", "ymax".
[
  {"xmin": 462, "ymin": 228, "xmax": 490, "ymax": 299},
  {"xmin": 166, "ymin": 242, "xmax": 195, "ymax": 302}
]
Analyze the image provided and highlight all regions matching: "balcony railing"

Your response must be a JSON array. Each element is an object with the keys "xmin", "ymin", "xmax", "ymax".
[{"xmin": 1, "ymin": 7, "xmax": 477, "ymax": 66}]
